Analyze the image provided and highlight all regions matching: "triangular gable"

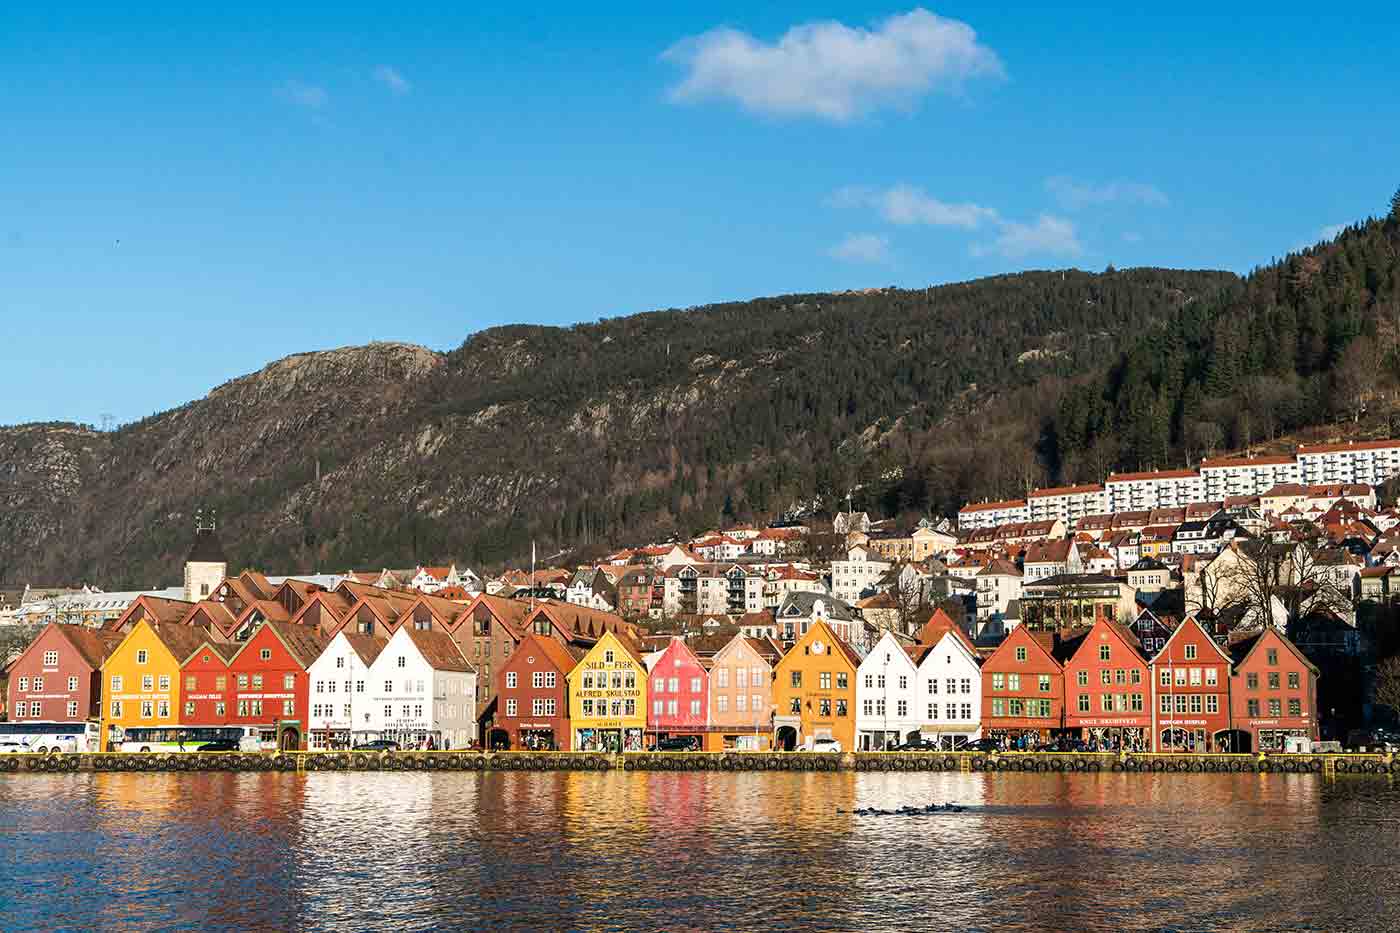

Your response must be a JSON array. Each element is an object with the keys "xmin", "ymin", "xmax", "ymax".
[
  {"xmin": 1066, "ymin": 617, "xmax": 1147, "ymax": 668},
  {"xmin": 917, "ymin": 628, "xmax": 981, "ymax": 672},
  {"xmin": 984, "ymin": 625, "xmax": 1061, "ymax": 671},
  {"xmin": 1233, "ymin": 627, "xmax": 1319, "ymax": 675},
  {"xmin": 1148, "ymin": 614, "xmax": 1234, "ymax": 666},
  {"xmin": 858, "ymin": 630, "xmax": 918, "ymax": 675}
]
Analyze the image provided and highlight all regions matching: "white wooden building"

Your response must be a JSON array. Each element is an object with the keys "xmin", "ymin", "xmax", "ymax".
[
  {"xmin": 307, "ymin": 632, "xmax": 387, "ymax": 750},
  {"xmin": 854, "ymin": 631, "xmax": 923, "ymax": 750},
  {"xmin": 364, "ymin": 627, "xmax": 478, "ymax": 749}
]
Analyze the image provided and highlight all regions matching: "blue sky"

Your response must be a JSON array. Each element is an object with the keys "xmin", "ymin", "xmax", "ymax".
[{"xmin": 2, "ymin": 2, "xmax": 1397, "ymax": 426}]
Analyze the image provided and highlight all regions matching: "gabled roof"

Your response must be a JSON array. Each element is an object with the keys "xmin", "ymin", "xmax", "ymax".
[
  {"xmin": 233, "ymin": 620, "xmax": 330, "ymax": 669},
  {"xmin": 145, "ymin": 621, "xmax": 220, "ymax": 664},
  {"xmin": 915, "ymin": 608, "xmax": 976, "ymax": 653},
  {"xmin": 180, "ymin": 636, "xmax": 239, "ymax": 667},
  {"xmin": 977, "ymin": 558, "xmax": 1022, "ymax": 577},
  {"xmin": 1148, "ymin": 615, "xmax": 1234, "ymax": 666},
  {"xmin": 404, "ymin": 627, "xmax": 475, "ymax": 673},
  {"xmin": 515, "ymin": 632, "xmax": 582, "ymax": 676},
  {"xmin": 342, "ymin": 633, "xmax": 388, "ymax": 667},
  {"xmin": 104, "ymin": 595, "xmax": 196, "ymax": 632},
  {"xmin": 1024, "ymin": 539, "xmax": 1074, "ymax": 564},
  {"xmin": 1065, "ymin": 618, "xmax": 1147, "ymax": 667},
  {"xmin": 50, "ymin": 623, "xmax": 125, "ymax": 670},
  {"xmin": 1228, "ymin": 627, "xmax": 1319, "ymax": 674}
]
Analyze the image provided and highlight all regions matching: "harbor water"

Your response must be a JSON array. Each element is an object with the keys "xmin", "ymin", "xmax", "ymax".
[{"xmin": 2, "ymin": 770, "xmax": 1397, "ymax": 931}]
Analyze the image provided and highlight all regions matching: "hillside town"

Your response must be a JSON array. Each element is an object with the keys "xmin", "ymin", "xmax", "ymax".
[{"xmin": 5, "ymin": 439, "xmax": 1400, "ymax": 758}]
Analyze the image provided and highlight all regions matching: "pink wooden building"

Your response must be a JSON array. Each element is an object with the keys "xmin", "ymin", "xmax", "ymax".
[{"xmin": 646, "ymin": 636, "xmax": 709, "ymax": 749}]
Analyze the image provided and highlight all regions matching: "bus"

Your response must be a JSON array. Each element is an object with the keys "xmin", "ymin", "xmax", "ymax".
[
  {"xmin": 118, "ymin": 726, "xmax": 263, "ymax": 753},
  {"xmin": 0, "ymin": 721, "xmax": 105, "ymax": 754}
]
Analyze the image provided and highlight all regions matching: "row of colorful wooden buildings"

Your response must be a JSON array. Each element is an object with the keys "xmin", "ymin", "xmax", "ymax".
[{"xmin": 5, "ymin": 565, "xmax": 1320, "ymax": 754}]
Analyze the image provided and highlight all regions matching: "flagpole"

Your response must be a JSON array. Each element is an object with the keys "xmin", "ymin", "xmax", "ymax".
[{"xmin": 531, "ymin": 540, "xmax": 537, "ymax": 613}]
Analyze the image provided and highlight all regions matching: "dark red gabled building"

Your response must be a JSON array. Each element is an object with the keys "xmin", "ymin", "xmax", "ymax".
[
  {"xmin": 491, "ymin": 633, "xmax": 582, "ymax": 750},
  {"xmin": 1149, "ymin": 615, "xmax": 1233, "ymax": 752},
  {"xmin": 226, "ymin": 621, "xmax": 329, "ymax": 750},
  {"xmin": 980, "ymin": 626, "xmax": 1067, "ymax": 746},
  {"xmin": 1062, "ymin": 618, "xmax": 1151, "ymax": 751},
  {"xmin": 1229, "ymin": 628, "xmax": 1320, "ymax": 752},
  {"xmin": 6, "ymin": 623, "xmax": 123, "ymax": 723}
]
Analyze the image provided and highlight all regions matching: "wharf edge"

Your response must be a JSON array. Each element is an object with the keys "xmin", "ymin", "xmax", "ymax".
[{"xmin": 2, "ymin": 750, "xmax": 1398, "ymax": 775}]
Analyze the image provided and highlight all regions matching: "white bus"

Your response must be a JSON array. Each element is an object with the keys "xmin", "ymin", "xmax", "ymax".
[
  {"xmin": 118, "ymin": 726, "xmax": 262, "ymax": 753},
  {"xmin": 0, "ymin": 720, "xmax": 105, "ymax": 754}
]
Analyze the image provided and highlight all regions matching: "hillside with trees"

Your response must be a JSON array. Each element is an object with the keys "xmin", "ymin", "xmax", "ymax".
[{"xmin": 0, "ymin": 190, "xmax": 1396, "ymax": 587}]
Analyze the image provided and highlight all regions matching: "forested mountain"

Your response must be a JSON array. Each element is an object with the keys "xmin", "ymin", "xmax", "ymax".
[{"xmin": 2, "ymin": 194, "xmax": 1397, "ymax": 587}]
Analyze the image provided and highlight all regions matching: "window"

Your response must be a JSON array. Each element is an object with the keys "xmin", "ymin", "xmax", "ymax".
[
  {"xmin": 668, "ymin": 677, "xmax": 679, "ymax": 693},
  {"xmin": 66, "ymin": 700, "xmax": 79, "ymax": 718},
  {"xmin": 961, "ymin": 678, "xmax": 972, "ymax": 694},
  {"xmin": 238, "ymin": 700, "xmax": 249, "ymax": 716},
  {"xmin": 215, "ymin": 675, "xmax": 226, "ymax": 690},
  {"xmin": 17, "ymin": 677, "xmax": 28, "ymax": 691},
  {"xmin": 336, "ymin": 657, "xmax": 345, "ymax": 669},
  {"xmin": 790, "ymin": 671, "xmax": 802, "ymax": 688},
  {"xmin": 790, "ymin": 698, "xmax": 801, "ymax": 714},
  {"xmin": 819, "ymin": 672, "xmax": 832, "ymax": 690},
  {"xmin": 1131, "ymin": 669, "xmax": 1142, "ymax": 685},
  {"xmin": 283, "ymin": 700, "xmax": 294, "ymax": 716},
  {"xmin": 928, "ymin": 677, "xmax": 938, "ymax": 694},
  {"xmin": 690, "ymin": 700, "xmax": 701, "ymax": 717},
  {"xmin": 506, "ymin": 698, "xmax": 518, "ymax": 716},
  {"xmin": 898, "ymin": 676, "xmax": 908, "ymax": 690},
  {"xmin": 819, "ymin": 699, "xmax": 831, "ymax": 717},
  {"xmin": 1038, "ymin": 675, "xmax": 1051, "ymax": 693},
  {"xmin": 1247, "ymin": 672, "xmax": 1259, "ymax": 689},
  {"xmin": 582, "ymin": 699, "xmax": 594, "ymax": 717},
  {"xmin": 1076, "ymin": 670, "xmax": 1088, "ymax": 686},
  {"xmin": 1078, "ymin": 694, "xmax": 1090, "ymax": 713},
  {"xmin": 259, "ymin": 649, "xmax": 272, "ymax": 661},
  {"xmin": 1131, "ymin": 693, "xmax": 1144, "ymax": 712},
  {"xmin": 1099, "ymin": 644, "xmax": 1111, "ymax": 662},
  {"xmin": 1268, "ymin": 673, "xmax": 1280, "ymax": 690},
  {"xmin": 960, "ymin": 703, "xmax": 971, "ymax": 720},
  {"xmin": 251, "ymin": 700, "xmax": 262, "ymax": 717},
  {"xmin": 1287, "ymin": 672, "xmax": 1300, "ymax": 689},
  {"xmin": 506, "ymin": 672, "xmax": 517, "ymax": 689},
  {"xmin": 836, "ymin": 699, "xmax": 847, "ymax": 717},
  {"xmin": 667, "ymin": 699, "xmax": 678, "ymax": 716},
  {"xmin": 43, "ymin": 650, "xmax": 59, "ymax": 666},
  {"xmin": 1189, "ymin": 695, "xmax": 1202, "ymax": 714},
  {"xmin": 604, "ymin": 650, "xmax": 615, "ymax": 663},
  {"xmin": 137, "ymin": 649, "xmax": 148, "ymax": 664},
  {"xmin": 397, "ymin": 656, "xmax": 406, "ymax": 668},
  {"xmin": 1160, "ymin": 695, "xmax": 1172, "ymax": 713},
  {"xmin": 653, "ymin": 699, "xmax": 664, "ymax": 716},
  {"xmin": 718, "ymin": 668, "xmax": 730, "ymax": 688},
  {"xmin": 1184, "ymin": 644, "xmax": 1197, "ymax": 660},
  {"xmin": 141, "ymin": 675, "xmax": 154, "ymax": 691},
  {"xmin": 1205, "ymin": 695, "xmax": 1218, "ymax": 714},
  {"xmin": 1267, "ymin": 649, "xmax": 1278, "ymax": 665},
  {"xmin": 110, "ymin": 700, "xmax": 122, "ymax": 718},
  {"xmin": 653, "ymin": 677, "xmax": 664, "ymax": 693},
  {"xmin": 836, "ymin": 673, "xmax": 848, "ymax": 690},
  {"xmin": 284, "ymin": 674, "xmax": 295, "ymax": 690},
  {"xmin": 718, "ymin": 695, "xmax": 729, "ymax": 713},
  {"xmin": 1008, "ymin": 699, "xmax": 1024, "ymax": 716},
  {"xmin": 1015, "ymin": 647, "xmax": 1027, "ymax": 662},
  {"xmin": 533, "ymin": 698, "xmax": 546, "ymax": 717},
  {"xmin": 140, "ymin": 700, "xmax": 154, "ymax": 719},
  {"xmin": 1269, "ymin": 699, "xmax": 1282, "ymax": 717},
  {"xmin": 992, "ymin": 698, "xmax": 1006, "ymax": 716},
  {"xmin": 1205, "ymin": 668, "xmax": 1217, "ymax": 686},
  {"xmin": 1101, "ymin": 670, "xmax": 1112, "ymax": 686},
  {"xmin": 1289, "ymin": 698, "xmax": 1302, "ymax": 716},
  {"xmin": 544, "ymin": 672, "xmax": 556, "ymax": 689},
  {"xmin": 1175, "ymin": 668, "xmax": 1188, "ymax": 686},
  {"xmin": 992, "ymin": 673, "xmax": 1005, "ymax": 690},
  {"xmin": 215, "ymin": 702, "xmax": 225, "ymax": 717},
  {"xmin": 251, "ymin": 675, "xmax": 262, "ymax": 689},
  {"xmin": 1008, "ymin": 674, "xmax": 1021, "ymax": 691},
  {"xmin": 237, "ymin": 674, "xmax": 249, "ymax": 689},
  {"xmin": 384, "ymin": 680, "xmax": 393, "ymax": 693},
  {"xmin": 1159, "ymin": 669, "xmax": 1170, "ymax": 687},
  {"xmin": 691, "ymin": 677, "xmax": 702, "ymax": 693},
  {"xmin": 1189, "ymin": 668, "xmax": 1202, "ymax": 686}
]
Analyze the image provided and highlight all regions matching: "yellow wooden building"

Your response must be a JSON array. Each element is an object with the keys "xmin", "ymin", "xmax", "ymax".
[
  {"xmin": 100, "ymin": 620, "xmax": 211, "ymax": 749},
  {"xmin": 565, "ymin": 630, "xmax": 647, "ymax": 753},
  {"xmin": 772, "ymin": 619, "xmax": 859, "ymax": 751}
]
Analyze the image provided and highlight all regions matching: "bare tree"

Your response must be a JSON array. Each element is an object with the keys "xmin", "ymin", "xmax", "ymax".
[
  {"xmin": 1376, "ymin": 656, "xmax": 1400, "ymax": 718},
  {"xmin": 1216, "ymin": 539, "xmax": 1355, "ymax": 631},
  {"xmin": 1334, "ymin": 337, "xmax": 1382, "ymax": 423},
  {"xmin": 889, "ymin": 566, "xmax": 930, "ymax": 635}
]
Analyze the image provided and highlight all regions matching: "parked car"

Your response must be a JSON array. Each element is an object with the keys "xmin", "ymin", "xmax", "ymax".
[
  {"xmin": 654, "ymin": 736, "xmax": 700, "ymax": 752},
  {"xmin": 805, "ymin": 738, "xmax": 843, "ymax": 753},
  {"xmin": 353, "ymin": 739, "xmax": 400, "ymax": 752},
  {"xmin": 1346, "ymin": 729, "xmax": 1400, "ymax": 752},
  {"xmin": 894, "ymin": 739, "xmax": 940, "ymax": 751},
  {"xmin": 0, "ymin": 741, "xmax": 29, "ymax": 754},
  {"xmin": 195, "ymin": 739, "xmax": 240, "ymax": 752},
  {"xmin": 963, "ymin": 738, "xmax": 1000, "ymax": 753}
]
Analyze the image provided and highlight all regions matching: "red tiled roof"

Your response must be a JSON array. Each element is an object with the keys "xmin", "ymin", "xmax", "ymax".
[
  {"xmin": 959, "ymin": 499, "xmax": 1027, "ymax": 513},
  {"xmin": 1298, "ymin": 439, "xmax": 1400, "ymax": 454},
  {"xmin": 1107, "ymin": 469, "xmax": 1200, "ymax": 482},
  {"xmin": 1029, "ymin": 484, "xmax": 1104, "ymax": 498},
  {"xmin": 1199, "ymin": 455, "xmax": 1296, "ymax": 468}
]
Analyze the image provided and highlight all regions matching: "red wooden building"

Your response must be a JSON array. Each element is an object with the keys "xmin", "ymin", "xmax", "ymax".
[
  {"xmin": 490, "ymin": 633, "xmax": 581, "ymax": 750},
  {"xmin": 1062, "ymin": 618, "xmax": 1151, "ymax": 751},
  {"xmin": 1229, "ymin": 628, "xmax": 1320, "ymax": 752},
  {"xmin": 646, "ymin": 636, "xmax": 709, "ymax": 748},
  {"xmin": 179, "ymin": 637, "xmax": 238, "ymax": 726},
  {"xmin": 6, "ymin": 623, "xmax": 122, "ymax": 723},
  {"xmin": 980, "ymin": 626, "xmax": 1066, "ymax": 746},
  {"xmin": 226, "ymin": 621, "xmax": 328, "ymax": 750},
  {"xmin": 1149, "ymin": 615, "xmax": 1233, "ymax": 752}
]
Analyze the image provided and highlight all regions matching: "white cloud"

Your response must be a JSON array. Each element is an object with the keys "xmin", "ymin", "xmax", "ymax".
[
  {"xmin": 974, "ymin": 214, "xmax": 1082, "ymax": 259},
  {"xmin": 284, "ymin": 80, "xmax": 327, "ymax": 109},
  {"xmin": 663, "ymin": 8, "xmax": 1003, "ymax": 121},
  {"xmin": 829, "ymin": 233, "xmax": 891, "ymax": 264},
  {"xmin": 1046, "ymin": 176, "xmax": 1168, "ymax": 210},
  {"xmin": 831, "ymin": 184, "xmax": 998, "ymax": 229},
  {"xmin": 374, "ymin": 65, "xmax": 411, "ymax": 95},
  {"xmin": 1319, "ymin": 223, "xmax": 1347, "ymax": 241}
]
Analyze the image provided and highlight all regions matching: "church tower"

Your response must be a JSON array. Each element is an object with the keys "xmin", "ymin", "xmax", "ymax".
[{"xmin": 184, "ymin": 509, "xmax": 228, "ymax": 603}]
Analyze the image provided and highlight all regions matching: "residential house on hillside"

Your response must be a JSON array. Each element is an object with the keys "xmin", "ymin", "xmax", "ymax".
[
  {"xmin": 1020, "ymin": 574, "xmax": 1138, "ymax": 632},
  {"xmin": 830, "ymin": 546, "xmax": 892, "ymax": 604},
  {"xmin": 1023, "ymin": 539, "xmax": 1082, "ymax": 582},
  {"xmin": 775, "ymin": 592, "xmax": 859, "ymax": 651},
  {"xmin": 566, "ymin": 569, "xmax": 617, "ymax": 612},
  {"xmin": 974, "ymin": 559, "xmax": 1022, "ymax": 635}
]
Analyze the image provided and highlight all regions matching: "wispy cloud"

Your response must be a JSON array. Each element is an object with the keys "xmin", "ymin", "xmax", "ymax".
[
  {"xmin": 832, "ymin": 183, "xmax": 1080, "ymax": 259},
  {"xmin": 976, "ymin": 214, "xmax": 1083, "ymax": 259},
  {"xmin": 831, "ymin": 185, "xmax": 998, "ymax": 229},
  {"xmin": 1046, "ymin": 176, "xmax": 1168, "ymax": 210},
  {"xmin": 1319, "ymin": 223, "xmax": 1347, "ymax": 241},
  {"xmin": 829, "ymin": 233, "xmax": 891, "ymax": 264},
  {"xmin": 373, "ymin": 65, "xmax": 411, "ymax": 95},
  {"xmin": 284, "ymin": 80, "xmax": 328, "ymax": 109},
  {"xmin": 663, "ymin": 8, "xmax": 1003, "ymax": 121}
]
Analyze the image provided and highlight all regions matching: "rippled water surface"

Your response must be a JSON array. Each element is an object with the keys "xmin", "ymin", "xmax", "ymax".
[{"xmin": 2, "ymin": 770, "xmax": 1398, "ymax": 931}]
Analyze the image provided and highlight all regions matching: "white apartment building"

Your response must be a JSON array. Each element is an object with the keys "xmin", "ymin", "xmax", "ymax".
[
  {"xmin": 975, "ymin": 559, "xmax": 1023, "ymax": 629},
  {"xmin": 662, "ymin": 564, "xmax": 764, "ymax": 616},
  {"xmin": 1027, "ymin": 485, "xmax": 1107, "ymax": 525},
  {"xmin": 1105, "ymin": 470, "xmax": 1206, "ymax": 513},
  {"xmin": 1297, "ymin": 440, "xmax": 1400, "ymax": 487},
  {"xmin": 1198, "ymin": 456, "xmax": 1301, "ymax": 500},
  {"xmin": 957, "ymin": 498, "xmax": 1029, "ymax": 531},
  {"xmin": 855, "ymin": 631, "xmax": 922, "ymax": 750},
  {"xmin": 830, "ymin": 546, "xmax": 892, "ymax": 604}
]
